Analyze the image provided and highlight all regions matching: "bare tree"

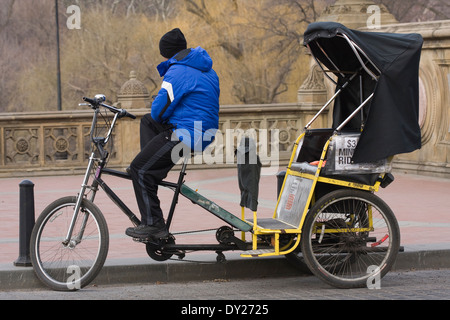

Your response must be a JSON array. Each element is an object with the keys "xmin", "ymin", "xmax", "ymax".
[
  {"xmin": 147, "ymin": 0, "xmax": 179, "ymax": 24},
  {"xmin": 183, "ymin": 0, "xmax": 332, "ymax": 104},
  {"xmin": 185, "ymin": 0, "xmax": 243, "ymax": 59},
  {"xmin": 0, "ymin": 0, "xmax": 15, "ymax": 34},
  {"xmin": 62, "ymin": 0, "xmax": 180, "ymax": 20},
  {"xmin": 2, "ymin": 0, "xmax": 450, "ymax": 112}
]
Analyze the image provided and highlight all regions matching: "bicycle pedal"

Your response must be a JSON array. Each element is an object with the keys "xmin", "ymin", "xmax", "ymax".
[
  {"xmin": 132, "ymin": 237, "xmax": 147, "ymax": 243},
  {"xmin": 132, "ymin": 237, "xmax": 156, "ymax": 244},
  {"xmin": 132, "ymin": 233, "xmax": 171, "ymax": 245}
]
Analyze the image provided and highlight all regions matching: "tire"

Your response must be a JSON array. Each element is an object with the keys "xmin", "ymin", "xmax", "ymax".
[
  {"xmin": 300, "ymin": 189, "xmax": 400, "ymax": 289},
  {"xmin": 30, "ymin": 196, "xmax": 109, "ymax": 291}
]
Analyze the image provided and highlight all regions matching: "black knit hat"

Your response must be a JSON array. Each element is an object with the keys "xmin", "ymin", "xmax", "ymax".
[{"xmin": 159, "ymin": 28, "xmax": 187, "ymax": 59}]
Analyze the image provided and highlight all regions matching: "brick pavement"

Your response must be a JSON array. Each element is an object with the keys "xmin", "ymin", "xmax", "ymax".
[{"xmin": 1, "ymin": 167, "xmax": 450, "ymax": 266}]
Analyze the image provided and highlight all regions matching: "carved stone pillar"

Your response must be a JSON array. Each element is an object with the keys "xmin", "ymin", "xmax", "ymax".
[
  {"xmin": 318, "ymin": 0, "xmax": 397, "ymax": 29},
  {"xmin": 117, "ymin": 71, "xmax": 151, "ymax": 109},
  {"xmin": 297, "ymin": 63, "xmax": 330, "ymax": 129},
  {"xmin": 297, "ymin": 64, "xmax": 328, "ymax": 105}
]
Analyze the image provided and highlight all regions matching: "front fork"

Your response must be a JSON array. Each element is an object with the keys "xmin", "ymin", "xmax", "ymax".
[{"xmin": 63, "ymin": 152, "xmax": 99, "ymax": 246}]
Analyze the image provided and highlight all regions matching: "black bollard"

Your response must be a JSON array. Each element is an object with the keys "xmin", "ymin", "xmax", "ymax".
[{"xmin": 14, "ymin": 180, "xmax": 35, "ymax": 267}]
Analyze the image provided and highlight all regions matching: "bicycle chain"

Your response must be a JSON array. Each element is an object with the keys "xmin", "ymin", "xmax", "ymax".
[{"xmin": 171, "ymin": 227, "xmax": 240, "ymax": 236}]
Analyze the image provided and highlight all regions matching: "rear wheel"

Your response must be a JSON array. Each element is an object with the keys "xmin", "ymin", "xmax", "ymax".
[{"xmin": 300, "ymin": 189, "xmax": 400, "ymax": 288}]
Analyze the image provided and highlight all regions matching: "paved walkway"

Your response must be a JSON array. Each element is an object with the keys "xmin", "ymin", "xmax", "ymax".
[{"xmin": 1, "ymin": 167, "xmax": 450, "ymax": 266}]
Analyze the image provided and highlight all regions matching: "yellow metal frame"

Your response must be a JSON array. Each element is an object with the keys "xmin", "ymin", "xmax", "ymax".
[{"xmin": 240, "ymin": 131, "xmax": 384, "ymax": 258}]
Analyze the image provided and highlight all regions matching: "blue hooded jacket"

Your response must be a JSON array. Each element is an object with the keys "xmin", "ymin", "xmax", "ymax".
[{"xmin": 151, "ymin": 47, "xmax": 220, "ymax": 151}]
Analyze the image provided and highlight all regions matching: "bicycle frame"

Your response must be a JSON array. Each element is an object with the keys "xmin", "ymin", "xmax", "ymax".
[
  {"xmin": 64, "ymin": 96, "xmax": 255, "ymax": 255},
  {"xmin": 64, "ymin": 96, "xmax": 138, "ymax": 244},
  {"xmin": 100, "ymin": 163, "xmax": 254, "ymax": 253}
]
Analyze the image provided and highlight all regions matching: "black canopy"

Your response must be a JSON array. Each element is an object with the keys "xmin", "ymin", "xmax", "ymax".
[{"xmin": 304, "ymin": 22, "xmax": 423, "ymax": 163}]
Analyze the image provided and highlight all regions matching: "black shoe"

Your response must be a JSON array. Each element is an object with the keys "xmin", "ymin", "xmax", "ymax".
[{"xmin": 125, "ymin": 221, "xmax": 169, "ymax": 240}]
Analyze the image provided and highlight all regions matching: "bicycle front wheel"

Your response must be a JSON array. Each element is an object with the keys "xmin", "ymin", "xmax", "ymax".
[
  {"xmin": 301, "ymin": 189, "xmax": 400, "ymax": 289},
  {"xmin": 30, "ymin": 196, "xmax": 109, "ymax": 291}
]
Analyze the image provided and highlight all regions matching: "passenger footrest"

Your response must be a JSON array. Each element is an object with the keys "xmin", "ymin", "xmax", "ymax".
[
  {"xmin": 247, "ymin": 218, "xmax": 297, "ymax": 230},
  {"xmin": 240, "ymin": 249, "xmax": 275, "ymax": 257}
]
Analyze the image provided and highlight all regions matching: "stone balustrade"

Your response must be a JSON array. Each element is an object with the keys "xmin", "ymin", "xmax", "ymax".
[{"xmin": 0, "ymin": 101, "xmax": 328, "ymax": 177}]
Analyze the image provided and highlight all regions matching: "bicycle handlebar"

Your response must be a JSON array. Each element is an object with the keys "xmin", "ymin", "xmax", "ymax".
[{"xmin": 82, "ymin": 96, "xmax": 136, "ymax": 120}]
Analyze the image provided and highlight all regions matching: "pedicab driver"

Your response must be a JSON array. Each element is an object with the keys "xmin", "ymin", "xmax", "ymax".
[{"xmin": 126, "ymin": 28, "xmax": 220, "ymax": 240}]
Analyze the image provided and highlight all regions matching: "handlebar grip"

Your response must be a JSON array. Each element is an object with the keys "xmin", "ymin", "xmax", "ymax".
[
  {"xmin": 83, "ymin": 96, "xmax": 136, "ymax": 119},
  {"xmin": 119, "ymin": 109, "xmax": 136, "ymax": 119},
  {"xmin": 83, "ymin": 97, "xmax": 97, "ymax": 105}
]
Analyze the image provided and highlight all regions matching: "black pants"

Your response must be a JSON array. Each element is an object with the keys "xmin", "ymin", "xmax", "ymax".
[{"xmin": 129, "ymin": 114, "xmax": 181, "ymax": 226}]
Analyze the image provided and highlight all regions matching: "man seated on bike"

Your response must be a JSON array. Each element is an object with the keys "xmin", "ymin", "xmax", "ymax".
[{"xmin": 126, "ymin": 28, "xmax": 220, "ymax": 240}]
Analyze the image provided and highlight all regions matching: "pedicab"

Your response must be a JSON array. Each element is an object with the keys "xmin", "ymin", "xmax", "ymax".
[{"xmin": 29, "ymin": 22, "xmax": 423, "ymax": 291}]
